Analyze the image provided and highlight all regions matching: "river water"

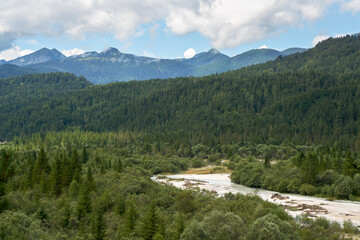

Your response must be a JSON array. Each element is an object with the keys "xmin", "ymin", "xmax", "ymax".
[{"xmin": 152, "ymin": 173, "xmax": 360, "ymax": 227}]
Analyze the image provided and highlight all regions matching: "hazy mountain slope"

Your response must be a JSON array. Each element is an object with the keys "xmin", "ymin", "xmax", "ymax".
[
  {"xmin": 9, "ymin": 48, "xmax": 66, "ymax": 66},
  {"xmin": 180, "ymin": 48, "xmax": 230, "ymax": 67},
  {"xmin": 281, "ymin": 47, "xmax": 307, "ymax": 56},
  {"xmin": 7, "ymin": 46, "xmax": 305, "ymax": 83},
  {"xmin": 194, "ymin": 48, "xmax": 283, "ymax": 76},
  {"xmin": 0, "ymin": 64, "xmax": 35, "ymax": 78}
]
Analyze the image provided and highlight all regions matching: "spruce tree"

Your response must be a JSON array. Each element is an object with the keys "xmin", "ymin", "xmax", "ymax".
[
  {"xmin": 141, "ymin": 202, "xmax": 158, "ymax": 240},
  {"xmin": 86, "ymin": 167, "xmax": 96, "ymax": 192},
  {"xmin": 77, "ymin": 181, "xmax": 92, "ymax": 221},
  {"xmin": 71, "ymin": 147, "xmax": 81, "ymax": 182},
  {"xmin": 123, "ymin": 198, "xmax": 136, "ymax": 236},
  {"xmin": 32, "ymin": 147, "xmax": 50, "ymax": 184},
  {"xmin": 92, "ymin": 200, "xmax": 106, "ymax": 240},
  {"xmin": 52, "ymin": 154, "xmax": 63, "ymax": 196},
  {"xmin": 82, "ymin": 146, "xmax": 89, "ymax": 164},
  {"xmin": 174, "ymin": 212, "xmax": 185, "ymax": 240},
  {"xmin": 116, "ymin": 158, "xmax": 123, "ymax": 173}
]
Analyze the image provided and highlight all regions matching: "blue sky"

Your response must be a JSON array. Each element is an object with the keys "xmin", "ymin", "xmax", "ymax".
[{"xmin": 0, "ymin": 0, "xmax": 359, "ymax": 60}]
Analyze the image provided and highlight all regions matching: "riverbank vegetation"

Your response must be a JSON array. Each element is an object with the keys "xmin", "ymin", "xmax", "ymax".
[
  {"xmin": 1, "ymin": 132, "xmax": 359, "ymax": 239},
  {"xmin": 230, "ymin": 146, "xmax": 360, "ymax": 200}
]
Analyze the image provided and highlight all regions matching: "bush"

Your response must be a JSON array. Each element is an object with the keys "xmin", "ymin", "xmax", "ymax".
[
  {"xmin": 191, "ymin": 158, "xmax": 204, "ymax": 168},
  {"xmin": 299, "ymin": 184, "xmax": 317, "ymax": 196},
  {"xmin": 343, "ymin": 220, "xmax": 360, "ymax": 234},
  {"xmin": 334, "ymin": 177, "xmax": 353, "ymax": 199}
]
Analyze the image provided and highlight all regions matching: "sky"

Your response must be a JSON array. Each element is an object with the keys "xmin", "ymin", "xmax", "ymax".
[{"xmin": 0, "ymin": 0, "xmax": 359, "ymax": 61}]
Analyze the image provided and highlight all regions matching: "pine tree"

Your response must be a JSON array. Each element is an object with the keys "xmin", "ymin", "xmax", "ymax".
[
  {"xmin": 52, "ymin": 153, "xmax": 63, "ymax": 196},
  {"xmin": 116, "ymin": 158, "xmax": 123, "ymax": 173},
  {"xmin": 264, "ymin": 152, "xmax": 271, "ymax": 168},
  {"xmin": 123, "ymin": 198, "xmax": 136, "ymax": 236},
  {"xmin": 32, "ymin": 147, "xmax": 50, "ymax": 184},
  {"xmin": 174, "ymin": 212, "xmax": 185, "ymax": 240},
  {"xmin": 77, "ymin": 182, "xmax": 92, "ymax": 221},
  {"xmin": 115, "ymin": 194, "xmax": 126, "ymax": 215},
  {"xmin": 141, "ymin": 202, "xmax": 158, "ymax": 240},
  {"xmin": 86, "ymin": 167, "xmax": 96, "ymax": 192},
  {"xmin": 71, "ymin": 147, "xmax": 81, "ymax": 182},
  {"xmin": 82, "ymin": 146, "xmax": 89, "ymax": 164},
  {"xmin": 0, "ymin": 150, "xmax": 13, "ymax": 196},
  {"xmin": 92, "ymin": 200, "xmax": 106, "ymax": 240}
]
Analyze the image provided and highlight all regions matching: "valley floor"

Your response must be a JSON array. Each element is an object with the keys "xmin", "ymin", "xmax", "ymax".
[{"xmin": 155, "ymin": 173, "xmax": 360, "ymax": 227}]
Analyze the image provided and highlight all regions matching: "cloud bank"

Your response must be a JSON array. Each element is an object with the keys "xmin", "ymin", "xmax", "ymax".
[
  {"xmin": 184, "ymin": 48, "xmax": 196, "ymax": 58},
  {"xmin": 0, "ymin": 45, "xmax": 34, "ymax": 61},
  {"xmin": 61, "ymin": 48, "xmax": 85, "ymax": 57},
  {"xmin": 341, "ymin": 0, "xmax": 360, "ymax": 12},
  {"xmin": 312, "ymin": 35, "xmax": 330, "ymax": 47},
  {"xmin": 0, "ymin": 0, "xmax": 354, "ymax": 51}
]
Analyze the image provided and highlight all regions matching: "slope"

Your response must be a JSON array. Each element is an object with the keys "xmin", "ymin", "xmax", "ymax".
[{"xmin": 1, "ymin": 35, "xmax": 359, "ymax": 149}]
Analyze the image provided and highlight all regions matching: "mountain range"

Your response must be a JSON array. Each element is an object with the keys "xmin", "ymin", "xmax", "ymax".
[{"xmin": 0, "ymin": 46, "xmax": 306, "ymax": 84}]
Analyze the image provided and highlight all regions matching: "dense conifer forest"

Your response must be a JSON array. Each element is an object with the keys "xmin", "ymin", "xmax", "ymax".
[{"xmin": 1, "ymin": 35, "xmax": 360, "ymax": 239}]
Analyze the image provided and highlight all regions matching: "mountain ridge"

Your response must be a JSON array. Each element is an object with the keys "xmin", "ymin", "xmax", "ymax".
[
  {"xmin": 8, "ymin": 47, "xmax": 66, "ymax": 66},
  {"xmin": 3, "ymin": 46, "xmax": 306, "ymax": 83}
]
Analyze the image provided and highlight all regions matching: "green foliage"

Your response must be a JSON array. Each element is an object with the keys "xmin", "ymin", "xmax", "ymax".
[
  {"xmin": 180, "ymin": 220, "xmax": 208, "ymax": 240},
  {"xmin": 0, "ymin": 136, "xmax": 352, "ymax": 239},
  {"xmin": 77, "ymin": 181, "xmax": 92, "ymax": 221},
  {"xmin": 92, "ymin": 200, "xmax": 106, "ymax": 240},
  {"xmin": 201, "ymin": 210, "xmax": 247, "ymax": 240},
  {"xmin": 32, "ymin": 147, "xmax": 50, "ymax": 185},
  {"xmin": 123, "ymin": 197, "xmax": 137, "ymax": 236},
  {"xmin": 1, "ymin": 36, "xmax": 360, "ymax": 150},
  {"xmin": 232, "ymin": 148, "xmax": 360, "ymax": 200},
  {"xmin": 140, "ymin": 202, "xmax": 158, "ymax": 240}
]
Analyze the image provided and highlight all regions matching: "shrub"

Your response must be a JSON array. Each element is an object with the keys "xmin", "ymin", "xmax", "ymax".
[{"xmin": 299, "ymin": 184, "xmax": 317, "ymax": 196}]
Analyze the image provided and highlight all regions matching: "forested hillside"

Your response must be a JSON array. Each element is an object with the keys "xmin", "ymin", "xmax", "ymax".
[
  {"xmin": 0, "ymin": 35, "xmax": 360, "ymax": 150},
  {"xmin": 0, "ymin": 64, "xmax": 35, "ymax": 78},
  {"xmin": 245, "ymin": 35, "xmax": 360, "ymax": 74}
]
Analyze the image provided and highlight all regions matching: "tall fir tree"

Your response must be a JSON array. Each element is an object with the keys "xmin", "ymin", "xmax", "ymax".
[
  {"xmin": 77, "ymin": 176, "xmax": 92, "ymax": 221},
  {"xmin": 92, "ymin": 200, "xmax": 106, "ymax": 240},
  {"xmin": 123, "ymin": 197, "xmax": 137, "ymax": 236},
  {"xmin": 174, "ymin": 212, "xmax": 185, "ymax": 240},
  {"xmin": 71, "ymin": 147, "xmax": 81, "ymax": 182},
  {"xmin": 82, "ymin": 146, "xmax": 89, "ymax": 164},
  {"xmin": 51, "ymin": 153, "xmax": 63, "ymax": 196},
  {"xmin": 32, "ymin": 147, "xmax": 50, "ymax": 185},
  {"xmin": 141, "ymin": 202, "xmax": 158, "ymax": 240}
]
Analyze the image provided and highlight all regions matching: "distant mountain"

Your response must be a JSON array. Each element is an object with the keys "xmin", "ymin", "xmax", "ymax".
[
  {"xmin": 0, "ymin": 60, "xmax": 6, "ymax": 66},
  {"xmin": 180, "ymin": 48, "xmax": 230, "ymax": 67},
  {"xmin": 0, "ymin": 64, "xmax": 35, "ymax": 79},
  {"xmin": 6, "ymin": 46, "xmax": 306, "ymax": 83},
  {"xmin": 281, "ymin": 48, "xmax": 307, "ymax": 56},
  {"xmin": 9, "ymin": 48, "xmax": 66, "ymax": 66},
  {"xmin": 25, "ymin": 48, "xmax": 193, "ymax": 84},
  {"xmin": 194, "ymin": 48, "xmax": 307, "ymax": 76}
]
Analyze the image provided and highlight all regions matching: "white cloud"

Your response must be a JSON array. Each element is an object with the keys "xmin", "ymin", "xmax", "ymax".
[
  {"xmin": 61, "ymin": 48, "xmax": 85, "ymax": 57},
  {"xmin": 166, "ymin": 0, "xmax": 337, "ymax": 49},
  {"xmin": 258, "ymin": 45, "xmax": 268, "ymax": 49},
  {"xmin": 312, "ymin": 35, "xmax": 330, "ymax": 47},
  {"xmin": 184, "ymin": 48, "xmax": 196, "ymax": 59},
  {"xmin": 0, "ymin": 45, "xmax": 34, "ymax": 61},
  {"xmin": 143, "ymin": 50, "xmax": 155, "ymax": 58},
  {"xmin": 0, "ymin": 0, "xmax": 340, "ymax": 51},
  {"xmin": 341, "ymin": 0, "xmax": 360, "ymax": 12}
]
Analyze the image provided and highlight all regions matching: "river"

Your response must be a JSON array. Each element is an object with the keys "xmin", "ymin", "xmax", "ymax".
[{"xmin": 152, "ymin": 173, "xmax": 360, "ymax": 227}]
